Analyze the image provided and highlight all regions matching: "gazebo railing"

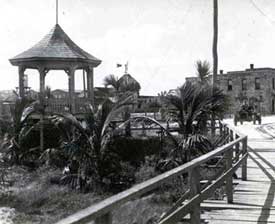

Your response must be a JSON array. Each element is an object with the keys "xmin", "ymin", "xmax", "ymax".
[{"xmin": 45, "ymin": 98, "xmax": 91, "ymax": 114}]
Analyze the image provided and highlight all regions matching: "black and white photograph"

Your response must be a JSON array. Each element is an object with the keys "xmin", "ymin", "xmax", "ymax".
[{"xmin": 1, "ymin": 0, "xmax": 275, "ymax": 223}]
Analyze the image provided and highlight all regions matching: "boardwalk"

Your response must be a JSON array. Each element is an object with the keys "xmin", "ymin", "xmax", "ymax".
[{"xmin": 201, "ymin": 119, "xmax": 275, "ymax": 224}]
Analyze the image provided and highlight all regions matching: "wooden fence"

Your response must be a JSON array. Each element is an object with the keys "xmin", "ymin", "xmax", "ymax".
[{"xmin": 55, "ymin": 122, "xmax": 248, "ymax": 224}]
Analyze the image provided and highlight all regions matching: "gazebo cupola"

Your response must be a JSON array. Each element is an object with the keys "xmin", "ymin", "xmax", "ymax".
[{"xmin": 9, "ymin": 23, "xmax": 101, "ymax": 113}]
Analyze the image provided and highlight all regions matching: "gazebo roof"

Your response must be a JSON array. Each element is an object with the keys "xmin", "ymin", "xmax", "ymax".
[{"xmin": 10, "ymin": 24, "xmax": 101, "ymax": 67}]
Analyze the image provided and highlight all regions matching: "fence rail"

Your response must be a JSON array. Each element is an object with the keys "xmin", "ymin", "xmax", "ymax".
[
  {"xmin": 55, "ymin": 122, "xmax": 248, "ymax": 224},
  {"xmin": 45, "ymin": 98, "xmax": 90, "ymax": 114}
]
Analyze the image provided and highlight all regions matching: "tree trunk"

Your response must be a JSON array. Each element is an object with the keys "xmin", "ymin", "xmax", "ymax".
[{"xmin": 211, "ymin": 0, "xmax": 218, "ymax": 137}]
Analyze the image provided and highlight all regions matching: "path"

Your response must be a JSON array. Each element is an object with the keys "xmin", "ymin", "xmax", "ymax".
[{"xmin": 200, "ymin": 117, "xmax": 275, "ymax": 223}]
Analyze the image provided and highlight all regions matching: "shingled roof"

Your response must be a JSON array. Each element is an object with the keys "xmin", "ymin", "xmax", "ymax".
[{"xmin": 10, "ymin": 24, "xmax": 101, "ymax": 66}]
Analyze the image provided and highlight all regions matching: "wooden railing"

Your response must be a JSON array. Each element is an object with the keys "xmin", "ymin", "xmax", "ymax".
[
  {"xmin": 45, "ymin": 98, "xmax": 90, "ymax": 114},
  {"xmin": 55, "ymin": 122, "xmax": 248, "ymax": 224}
]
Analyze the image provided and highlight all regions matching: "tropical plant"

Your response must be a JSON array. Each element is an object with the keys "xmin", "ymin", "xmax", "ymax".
[
  {"xmin": 196, "ymin": 60, "xmax": 211, "ymax": 84},
  {"xmin": 163, "ymin": 81, "xmax": 229, "ymax": 161},
  {"xmin": 103, "ymin": 74, "xmax": 120, "ymax": 92},
  {"xmin": 3, "ymin": 97, "xmax": 39, "ymax": 164},
  {"xmin": 42, "ymin": 94, "xmax": 138, "ymax": 190},
  {"xmin": 103, "ymin": 73, "xmax": 140, "ymax": 137},
  {"xmin": 103, "ymin": 74, "xmax": 141, "ymax": 96}
]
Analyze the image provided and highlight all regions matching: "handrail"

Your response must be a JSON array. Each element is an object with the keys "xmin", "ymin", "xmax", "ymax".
[{"xmin": 55, "ymin": 122, "xmax": 248, "ymax": 224}]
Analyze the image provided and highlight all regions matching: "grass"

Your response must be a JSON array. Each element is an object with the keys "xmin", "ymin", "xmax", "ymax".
[
  {"xmin": 0, "ymin": 159, "xmax": 227, "ymax": 224},
  {"xmin": 0, "ymin": 165, "xmax": 108, "ymax": 224}
]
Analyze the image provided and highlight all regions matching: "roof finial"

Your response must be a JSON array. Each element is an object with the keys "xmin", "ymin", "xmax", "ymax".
[{"xmin": 56, "ymin": 0, "xmax": 59, "ymax": 24}]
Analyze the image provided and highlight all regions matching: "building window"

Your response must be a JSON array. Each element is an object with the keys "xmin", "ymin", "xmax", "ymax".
[
  {"xmin": 242, "ymin": 79, "xmax": 247, "ymax": 91},
  {"xmin": 228, "ymin": 79, "xmax": 233, "ymax": 91},
  {"xmin": 255, "ymin": 78, "xmax": 260, "ymax": 90}
]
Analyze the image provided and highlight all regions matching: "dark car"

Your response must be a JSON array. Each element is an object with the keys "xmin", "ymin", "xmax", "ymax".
[{"xmin": 234, "ymin": 105, "xmax": 261, "ymax": 126}]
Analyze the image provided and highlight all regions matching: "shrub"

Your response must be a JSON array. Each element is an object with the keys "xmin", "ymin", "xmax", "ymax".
[{"xmin": 108, "ymin": 136, "xmax": 162, "ymax": 167}]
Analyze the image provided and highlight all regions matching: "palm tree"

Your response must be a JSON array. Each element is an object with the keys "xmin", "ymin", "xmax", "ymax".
[
  {"xmin": 103, "ymin": 74, "xmax": 120, "ymax": 92},
  {"xmin": 103, "ymin": 74, "xmax": 141, "ymax": 96},
  {"xmin": 103, "ymin": 74, "xmax": 141, "ymax": 136},
  {"xmin": 196, "ymin": 60, "xmax": 211, "ymax": 84},
  {"xmin": 5, "ymin": 97, "xmax": 37, "ymax": 164},
  {"xmin": 164, "ymin": 82, "xmax": 228, "ymax": 161},
  {"xmin": 48, "ymin": 94, "xmax": 136, "ymax": 186}
]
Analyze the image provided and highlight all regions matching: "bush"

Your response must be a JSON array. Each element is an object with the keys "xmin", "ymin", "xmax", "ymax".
[{"xmin": 108, "ymin": 136, "xmax": 162, "ymax": 167}]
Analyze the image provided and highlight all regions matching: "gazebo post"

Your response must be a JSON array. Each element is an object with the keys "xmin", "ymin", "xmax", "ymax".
[
  {"xmin": 83, "ymin": 69, "xmax": 87, "ymax": 98},
  {"xmin": 68, "ymin": 67, "xmax": 76, "ymax": 114},
  {"xmin": 18, "ymin": 66, "xmax": 26, "ymax": 98},
  {"xmin": 86, "ymin": 66, "xmax": 94, "ymax": 107},
  {"xmin": 38, "ymin": 67, "xmax": 47, "ymax": 152}
]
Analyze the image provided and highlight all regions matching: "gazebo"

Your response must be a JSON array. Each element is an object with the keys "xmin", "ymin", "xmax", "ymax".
[{"xmin": 9, "ymin": 23, "xmax": 101, "ymax": 113}]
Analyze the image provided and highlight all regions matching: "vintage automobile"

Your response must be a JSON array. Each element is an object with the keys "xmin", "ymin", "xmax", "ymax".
[{"xmin": 234, "ymin": 105, "xmax": 261, "ymax": 126}]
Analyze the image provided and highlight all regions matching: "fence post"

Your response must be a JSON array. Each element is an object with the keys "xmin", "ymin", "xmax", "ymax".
[
  {"xmin": 95, "ymin": 213, "xmax": 112, "ymax": 224},
  {"xmin": 230, "ymin": 130, "xmax": 234, "ymax": 142},
  {"xmin": 235, "ymin": 134, "xmax": 240, "ymax": 161},
  {"xmin": 242, "ymin": 137, "xmax": 248, "ymax": 181},
  {"xmin": 225, "ymin": 127, "xmax": 230, "ymax": 143},
  {"xmin": 225, "ymin": 148, "xmax": 233, "ymax": 203},
  {"xmin": 219, "ymin": 121, "xmax": 223, "ymax": 135},
  {"xmin": 189, "ymin": 167, "xmax": 201, "ymax": 224}
]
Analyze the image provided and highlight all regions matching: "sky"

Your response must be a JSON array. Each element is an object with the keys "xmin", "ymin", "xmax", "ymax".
[{"xmin": 1, "ymin": 0, "xmax": 275, "ymax": 95}]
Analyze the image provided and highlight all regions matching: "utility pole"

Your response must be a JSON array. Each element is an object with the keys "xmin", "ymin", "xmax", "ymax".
[
  {"xmin": 211, "ymin": 0, "xmax": 218, "ymax": 136},
  {"xmin": 213, "ymin": 0, "xmax": 218, "ymax": 86}
]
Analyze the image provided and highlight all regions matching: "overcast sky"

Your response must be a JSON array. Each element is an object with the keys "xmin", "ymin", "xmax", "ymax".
[{"xmin": 1, "ymin": 0, "xmax": 275, "ymax": 95}]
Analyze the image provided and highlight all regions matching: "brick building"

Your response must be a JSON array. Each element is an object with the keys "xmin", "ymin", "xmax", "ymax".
[{"xmin": 186, "ymin": 64, "xmax": 275, "ymax": 115}]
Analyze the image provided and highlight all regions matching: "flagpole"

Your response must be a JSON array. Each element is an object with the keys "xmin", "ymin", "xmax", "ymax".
[{"xmin": 56, "ymin": 0, "xmax": 59, "ymax": 24}]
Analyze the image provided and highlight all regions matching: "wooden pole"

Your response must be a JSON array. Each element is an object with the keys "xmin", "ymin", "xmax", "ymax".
[
  {"xmin": 189, "ymin": 167, "xmax": 201, "ymax": 224},
  {"xmin": 95, "ymin": 213, "xmax": 112, "ymax": 224},
  {"xmin": 56, "ymin": 0, "xmax": 59, "ymax": 24},
  {"xmin": 83, "ymin": 69, "xmax": 86, "ymax": 98},
  {"xmin": 212, "ymin": 0, "xmax": 218, "ymax": 86},
  {"xmin": 225, "ymin": 148, "xmax": 233, "ymax": 203},
  {"xmin": 18, "ymin": 66, "xmax": 25, "ymax": 98},
  {"xmin": 242, "ymin": 137, "xmax": 248, "ymax": 181},
  {"xmin": 39, "ymin": 68, "xmax": 46, "ymax": 152},
  {"xmin": 68, "ymin": 67, "xmax": 76, "ymax": 114},
  {"xmin": 211, "ymin": 0, "xmax": 218, "ymax": 137}
]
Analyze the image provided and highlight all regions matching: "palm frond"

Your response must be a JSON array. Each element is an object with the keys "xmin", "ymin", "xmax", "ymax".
[
  {"xmin": 196, "ymin": 60, "xmax": 211, "ymax": 82},
  {"xmin": 101, "ymin": 93, "xmax": 134, "ymax": 137},
  {"xmin": 103, "ymin": 74, "xmax": 120, "ymax": 91}
]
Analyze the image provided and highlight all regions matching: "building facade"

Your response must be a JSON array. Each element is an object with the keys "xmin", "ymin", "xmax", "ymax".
[{"xmin": 186, "ymin": 64, "xmax": 275, "ymax": 115}]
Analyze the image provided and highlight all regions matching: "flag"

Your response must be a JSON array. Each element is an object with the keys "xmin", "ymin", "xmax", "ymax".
[{"xmin": 117, "ymin": 64, "xmax": 122, "ymax": 68}]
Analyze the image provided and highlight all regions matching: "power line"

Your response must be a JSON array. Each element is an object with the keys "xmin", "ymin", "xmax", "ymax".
[{"xmin": 249, "ymin": 0, "xmax": 275, "ymax": 25}]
